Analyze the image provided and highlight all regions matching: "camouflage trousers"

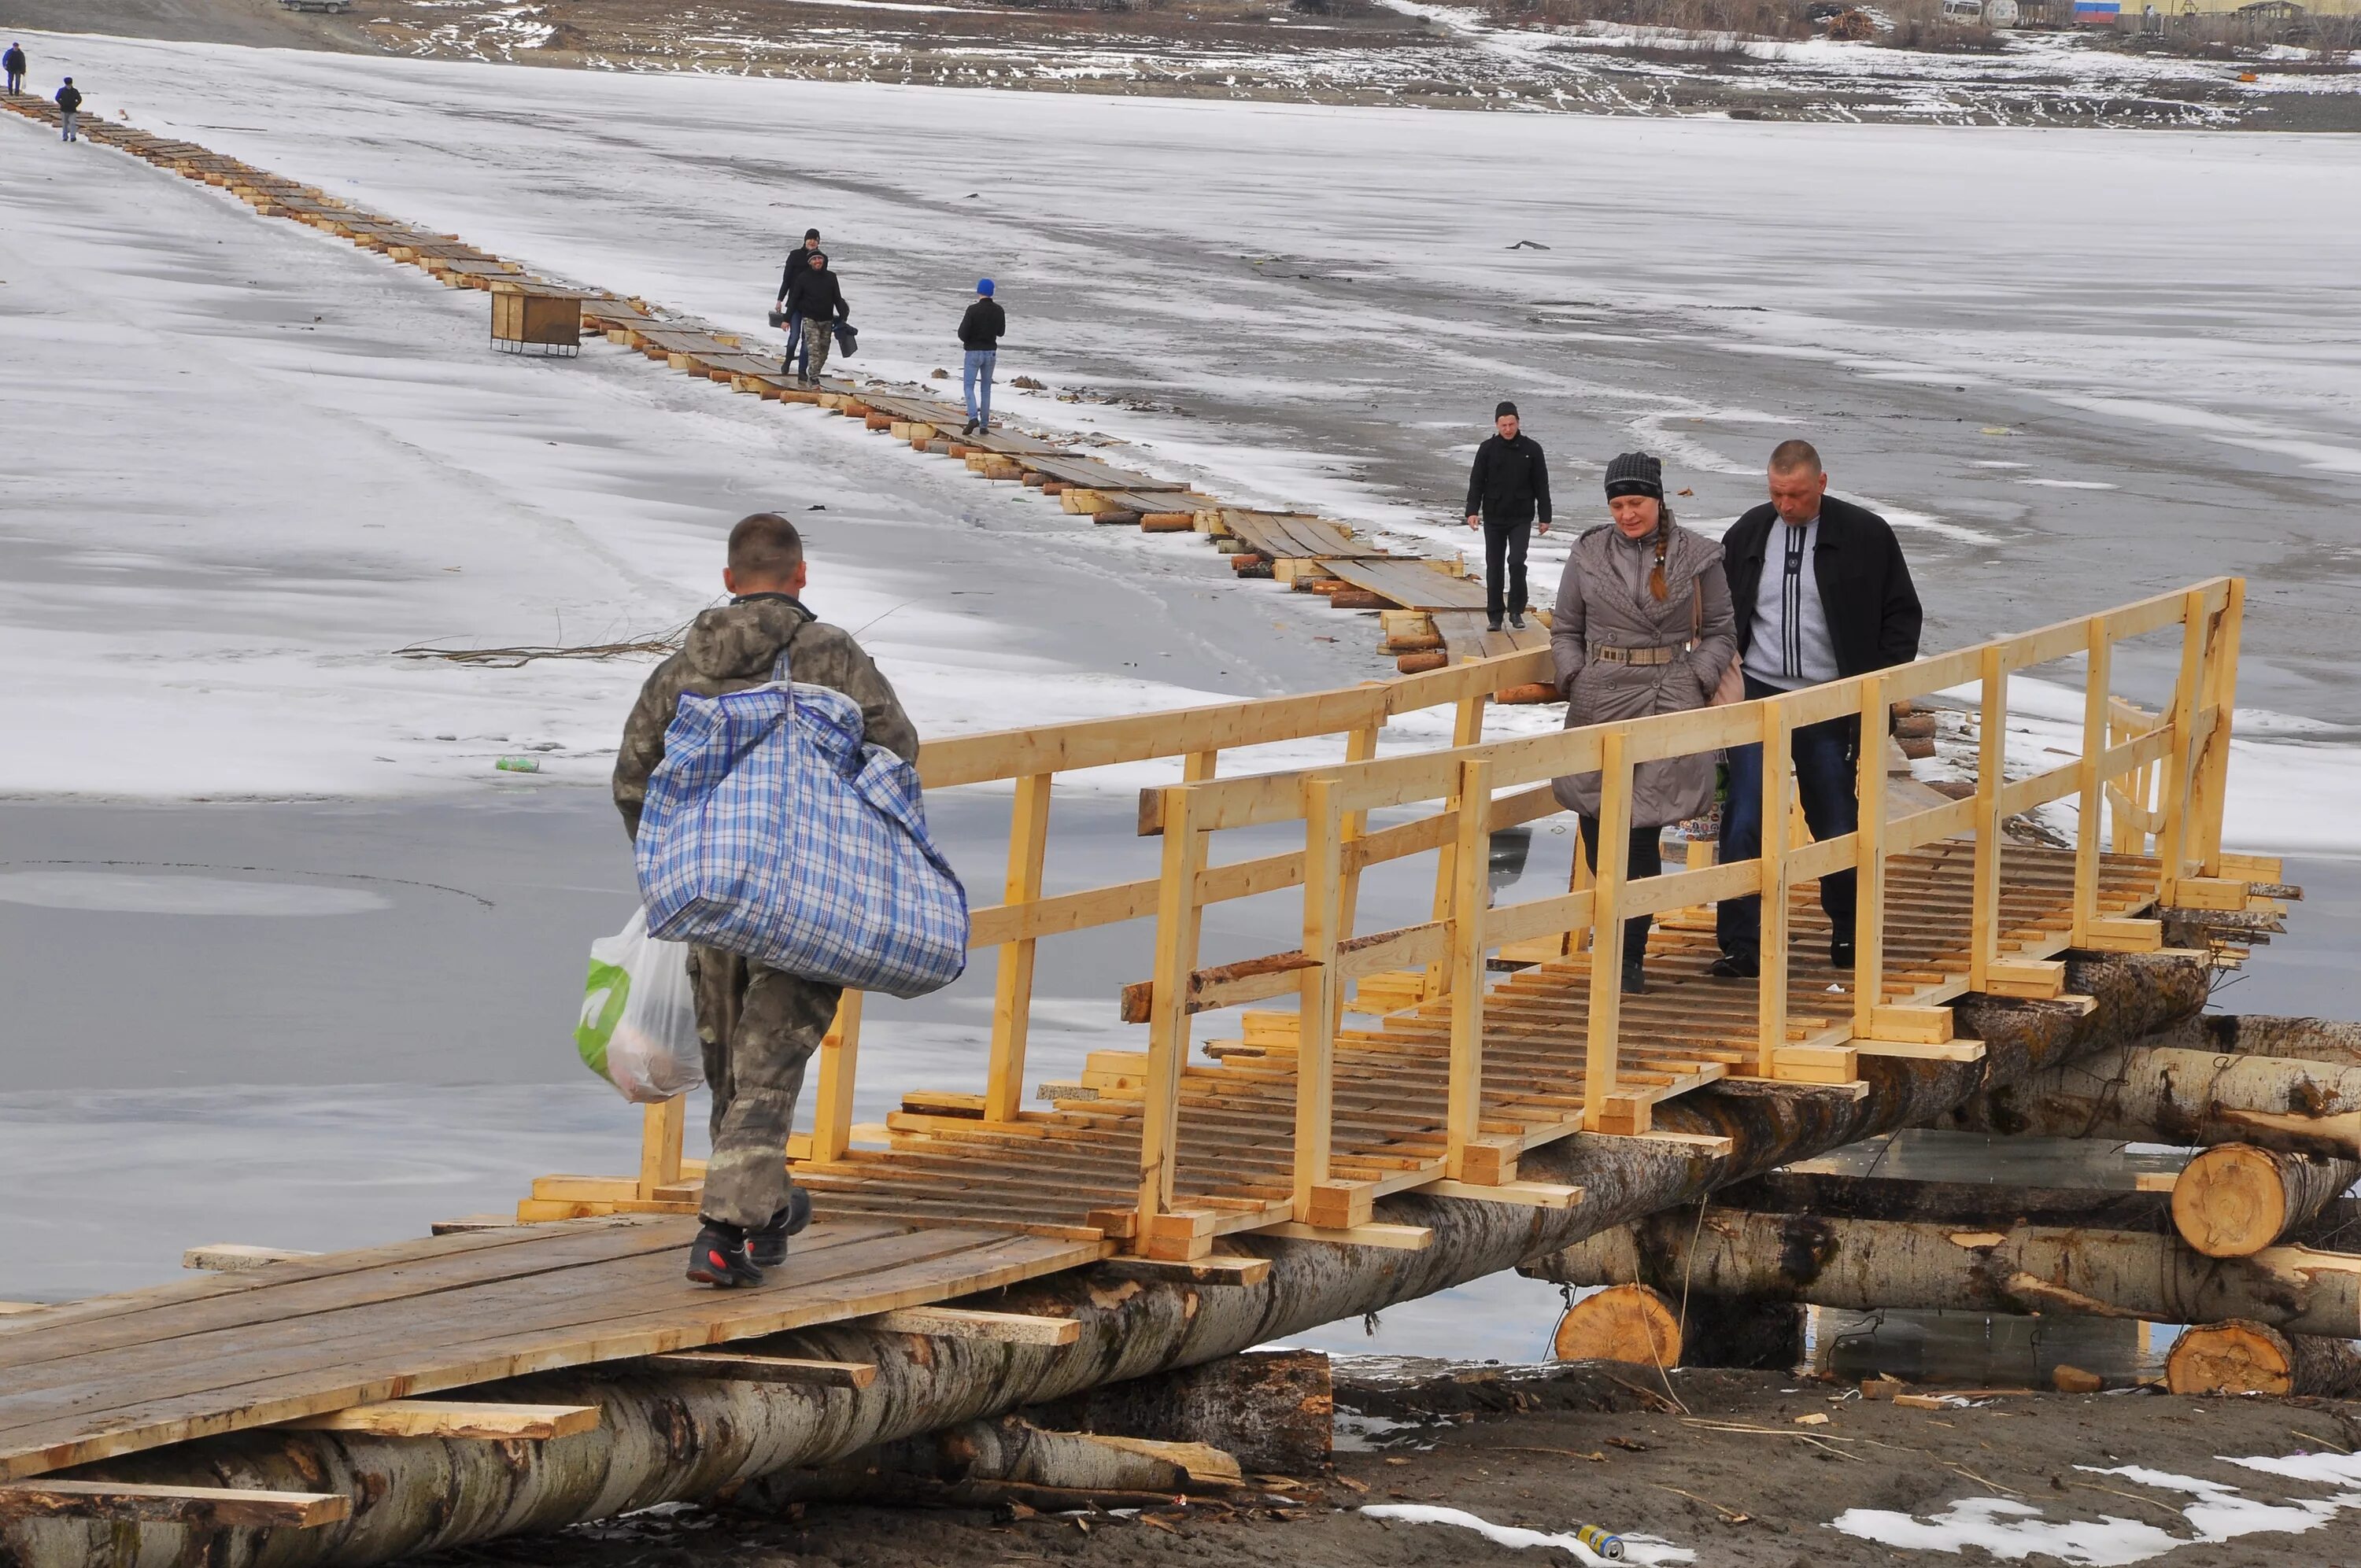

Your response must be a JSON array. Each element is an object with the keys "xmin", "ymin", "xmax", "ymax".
[
  {"xmin": 801, "ymin": 319, "xmax": 834, "ymax": 381},
  {"xmin": 687, "ymin": 947, "xmax": 841, "ymax": 1230}
]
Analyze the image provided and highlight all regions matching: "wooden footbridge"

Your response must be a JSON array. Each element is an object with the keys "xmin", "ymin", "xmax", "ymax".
[
  {"xmin": 0, "ymin": 93, "xmax": 1538, "ymax": 676},
  {"xmin": 0, "ymin": 79, "xmax": 2280, "ymax": 1566},
  {"xmin": 0, "ymin": 574, "xmax": 2270, "ymax": 1547}
]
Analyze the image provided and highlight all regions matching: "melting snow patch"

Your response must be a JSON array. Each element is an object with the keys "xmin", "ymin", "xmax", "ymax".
[
  {"xmin": 1363, "ymin": 1503, "xmax": 1694, "ymax": 1565},
  {"xmin": 1827, "ymin": 1452, "xmax": 2361, "ymax": 1564}
]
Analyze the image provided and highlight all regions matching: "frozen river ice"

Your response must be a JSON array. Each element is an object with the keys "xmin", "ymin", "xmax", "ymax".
[{"xmin": 0, "ymin": 37, "xmax": 2355, "ymax": 1330}]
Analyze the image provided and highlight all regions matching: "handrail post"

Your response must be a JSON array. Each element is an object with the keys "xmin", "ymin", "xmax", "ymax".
[
  {"xmin": 2072, "ymin": 616, "xmax": 2112, "ymax": 946},
  {"xmin": 1969, "ymin": 646, "xmax": 2008, "ymax": 992},
  {"xmin": 983, "ymin": 772, "xmax": 1053, "ymax": 1123},
  {"xmin": 2155, "ymin": 588, "xmax": 2212, "ymax": 893},
  {"xmin": 1757, "ymin": 699, "xmax": 1792, "ymax": 1077},
  {"xmin": 1850, "ymin": 676, "xmax": 1887, "ymax": 1040},
  {"xmin": 2189, "ymin": 578, "xmax": 2244, "ymax": 877},
  {"xmin": 1293, "ymin": 777, "xmax": 1345, "ymax": 1222},
  {"xmin": 810, "ymin": 989, "xmax": 866, "ymax": 1164},
  {"xmin": 1424, "ymin": 692, "xmax": 1488, "ymax": 997},
  {"xmin": 1445, "ymin": 757, "xmax": 1492, "ymax": 1179},
  {"xmin": 1582, "ymin": 732, "xmax": 1633, "ymax": 1130},
  {"xmin": 637, "ymin": 1096, "xmax": 685, "ymax": 1201},
  {"xmin": 1332, "ymin": 724, "xmax": 1381, "ymax": 1024},
  {"xmin": 1136, "ymin": 787, "xmax": 1206, "ymax": 1236}
]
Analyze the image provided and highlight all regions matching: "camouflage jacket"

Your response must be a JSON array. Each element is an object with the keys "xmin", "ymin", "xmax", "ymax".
[{"xmin": 612, "ymin": 594, "xmax": 919, "ymax": 841}]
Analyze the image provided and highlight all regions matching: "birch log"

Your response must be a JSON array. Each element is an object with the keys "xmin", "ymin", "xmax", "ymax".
[
  {"xmin": 2165, "ymin": 1320, "xmax": 2361, "ymax": 1398},
  {"xmin": 1526, "ymin": 1208, "xmax": 2361, "ymax": 1336},
  {"xmin": 2171, "ymin": 1144, "xmax": 2361, "ymax": 1259},
  {"xmin": 2, "ymin": 950, "xmax": 2207, "ymax": 1568},
  {"xmin": 1939, "ymin": 1044, "xmax": 2361, "ymax": 1161}
]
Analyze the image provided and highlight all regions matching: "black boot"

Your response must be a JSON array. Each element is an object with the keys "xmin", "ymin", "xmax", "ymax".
[
  {"xmin": 1829, "ymin": 937, "xmax": 1855, "ymax": 970},
  {"xmin": 1509, "ymin": 610, "xmax": 1526, "ymax": 631},
  {"xmin": 685, "ymin": 1219, "xmax": 763, "ymax": 1288},
  {"xmin": 1708, "ymin": 950, "xmax": 1760, "ymax": 980},
  {"xmin": 747, "ymin": 1186, "xmax": 813, "ymax": 1268},
  {"xmin": 1621, "ymin": 954, "xmax": 1646, "ymax": 995}
]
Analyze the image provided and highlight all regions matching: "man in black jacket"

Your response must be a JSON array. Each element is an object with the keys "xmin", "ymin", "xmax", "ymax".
[
  {"xmin": 1711, "ymin": 439, "xmax": 1923, "ymax": 978},
  {"xmin": 774, "ymin": 228, "xmax": 820, "ymax": 378},
  {"xmin": 784, "ymin": 251, "xmax": 846, "ymax": 383},
  {"xmin": 5, "ymin": 44, "xmax": 27, "ymax": 96},
  {"xmin": 54, "ymin": 76, "xmax": 81, "ymax": 142},
  {"xmin": 1462, "ymin": 401, "xmax": 1552, "ymax": 631},
  {"xmin": 957, "ymin": 279, "xmax": 1004, "ymax": 435}
]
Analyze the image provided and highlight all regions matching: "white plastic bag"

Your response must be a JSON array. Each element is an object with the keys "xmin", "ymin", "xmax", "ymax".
[{"xmin": 575, "ymin": 906, "xmax": 704, "ymax": 1103}]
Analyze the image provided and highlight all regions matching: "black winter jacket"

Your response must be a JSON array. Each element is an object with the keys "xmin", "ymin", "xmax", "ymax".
[
  {"xmin": 777, "ymin": 245, "xmax": 822, "ymax": 301},
  {"xmin": 55, "ymin": 84, "xmax": 81, "ymax": 113},
  {"xmin": 1722, "ymin": 494, "xmax": 1922, "ymax": 681},
  {"xmin": 785, "ymin": 265, "xmax": 846, "ymax": 324},
  {"xmin": 958, "ymin": 298, "xmax": 1005, "ymax": 351},
  {"xmin": 4, "ymin": 49, "xmax": 26, "ymax": 76},
  {"xmin": 1464, "ymin": 433, "xmax": 1552, "ymax": 526}
]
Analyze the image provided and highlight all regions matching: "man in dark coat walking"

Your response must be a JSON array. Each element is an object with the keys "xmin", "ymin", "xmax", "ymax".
[
  {"xmin": 774, "ymin": 228, "xmax": 821, "ymax": 378},
  {"xmin": 783, "ymin": 251, "xmax": 847, "ymax": 383},
  {"xmin": 1463, "ymin": 400, "xmax": 1552, "ymax": 631},
  {"xmin": 957, "ymin": 279, "xmax": 1004, "ymax": 435},
  {"xmin": 614, "ymin": 514, "xmax": 917, "ymax": 1287},
  {"xmin": 4, "ymin": 44, "xmax": 27, "ymax": 96},
  {"xmin": 1710, "ymin": 439, "xmax": 1923, "ymax": 978},
  {"xmin": 54, "ymin": 76, "xmax": 81, "ymax": 142}
]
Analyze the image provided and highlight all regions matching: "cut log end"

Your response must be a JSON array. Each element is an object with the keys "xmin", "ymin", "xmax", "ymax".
[
  {"xmin": 1550, "ymin": 1283, "xmax": 1682, "ymax": 1369},
  {"xmin": 2167, "ymin": 1319, "xmax": 2361, "ymax": 1398},
  {"xmin": 2171, "ymin": 1142, "xmax": 2357, "ymax": 1259}
]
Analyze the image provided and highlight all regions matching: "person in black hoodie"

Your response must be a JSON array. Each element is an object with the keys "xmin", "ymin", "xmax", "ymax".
[
  {"xmin": 4, "ymin": 44, "xmax": 28, "ymax": 96},
  {"xmin": 1463, "ymin": 401, "xmax": 1552, "ymax": 631},
  {"xmin": 774, "ymin": 228, "xmax": 821, "ymax": 378},
  {"xmin": 957, "ymin": 279, "xmax": 1005, "ymax": 435},
  {"xmin": 784, "ymin": 251, "xmax": 846, "ymax": 383},
  {"xmin": 54, "ymin": 76, "xmax": 82, "ymax": 142},
  {"xmin": 1709, "ymin": 438, "xmax": 1922, "ymax": 980}
]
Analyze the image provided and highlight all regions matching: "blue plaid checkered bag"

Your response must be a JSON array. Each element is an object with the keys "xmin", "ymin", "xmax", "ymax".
[{"xmin": 634, "ymin": 661, "xmax": 968, "ymax": 998}]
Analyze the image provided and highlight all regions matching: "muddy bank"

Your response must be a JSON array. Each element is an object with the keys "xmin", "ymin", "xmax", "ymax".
[{"xmin": 429, "ymin": 1362, "xmax": 2361, "ymax": 1566}]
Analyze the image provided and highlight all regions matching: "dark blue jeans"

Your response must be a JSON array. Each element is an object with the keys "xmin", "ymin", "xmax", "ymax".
[
  {"xmin": 1716, "ymin": 673, "xmax": 1860, "ymax": 958},
  {"xmin": 779, "ymin": 311, "xmax": 807, "ymax": 376}
]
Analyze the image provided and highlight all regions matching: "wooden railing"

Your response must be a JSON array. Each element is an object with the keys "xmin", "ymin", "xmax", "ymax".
[{"xmin": 634, "ymin": 579, "xmax": 2251, "ymax": 1242}]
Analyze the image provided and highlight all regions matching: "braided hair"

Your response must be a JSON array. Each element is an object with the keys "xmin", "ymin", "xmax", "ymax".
[{"xmin": 1649, "ymin": 504, "xmax": 1678, "ymax": 601}]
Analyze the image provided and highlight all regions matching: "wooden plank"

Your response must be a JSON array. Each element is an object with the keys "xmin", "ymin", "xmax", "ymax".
[
  {"xmin": 868, "ymin": 1307, "xmax": 1082, "ymax": 1345},
  {"xmin": 1258, "ymin": 1222, "xmax": 1434, "ymax": 1250},
  {"xmin": 1326, "ymin": 559, "xmax": 1492, "ymax": 611},
  {"xmin": 183, "ymin": 1244, "xmax": 320, "ymax": 1273},
  {"xmin": 1096, "ymin": 1256, "xmax": 1272, "ymax": 1288},
  {"xmin": 641, "ymin": 1352, "xmax": 879, "ymax": 1388},
  {"xmin": 279, "ymin": 1400, "xmax": 600, "ymax": 1440},
  {"xmin": 0, "ymin": 1481, "xmax": 349, "ymax": 1528}
]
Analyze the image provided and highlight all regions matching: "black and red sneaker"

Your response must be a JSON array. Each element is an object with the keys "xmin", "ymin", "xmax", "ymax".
[
  {"xmin": 748, "ymin": 1186, "xmax": 813, "ymax": 1269},
  {"xmin": 685, "ymin": 1222, "xmax": 763, "ymax": 1288}
]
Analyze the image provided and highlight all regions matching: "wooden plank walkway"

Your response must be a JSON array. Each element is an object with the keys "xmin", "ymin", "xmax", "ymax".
[{"xmin": 0, "ymin": 1219, "xmax": 1103, "ymax": 1482}]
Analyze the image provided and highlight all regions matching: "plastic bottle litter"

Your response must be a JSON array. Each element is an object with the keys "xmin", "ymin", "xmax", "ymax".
[
  {"xmin": 1571, "ymin": 1522, "xmax": 1625, "ymax": 1561},
  {"xmin": 494, "ymin": 756, "xmax": 540, "ymax": 773}
]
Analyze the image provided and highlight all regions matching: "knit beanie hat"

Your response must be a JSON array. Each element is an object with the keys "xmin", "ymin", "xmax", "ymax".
[
  {"xmin": 977, "ymin": 279, "xmax": 995, "ymax": 296},
  {"xmin": 1495, "ymin": 400, "xmax": 1518, "ymax": 420},
  {"xmin": 804, "ymin": 228, "xmax": 821, "ymax": 240},
  {"xmin": 1603, "ymin": 451, "xmax": 1664, "ymax": 502}
]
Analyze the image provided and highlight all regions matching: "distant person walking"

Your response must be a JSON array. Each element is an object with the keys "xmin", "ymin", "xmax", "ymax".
[
  {"xmin": 54, "ymin": 76, "xmax": 81, "ymax": 142},
  {"xmin": 4, "ymin": 44, "xmax": 27, "ymax": 96},
  {"xmin": 785, "ymin": 251, "xmax": 846, "ymax": 384},
  {"xmin": 1709, "ymin": 439, "xmax": 1923, "ymax": 980},
  {"xmin": 1550, "ymin": 452, "xmax": 1737, "ymax": 995},
  {"xmin": 614, "ymin": 514, "xmax": 918, "ymax": 1287},
  {"xmin": 775, "ymin": 227, "xmax": 821, "ymax": 379},
  {"xmin": 1464, "ymin": 400, "xmax": 1552, "ymax": 632},
  {"xmin": 958, "ymin": 279, "xmax": 1003, "ymax": 435}
]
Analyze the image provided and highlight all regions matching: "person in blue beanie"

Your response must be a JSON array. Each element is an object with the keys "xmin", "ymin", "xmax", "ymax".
[{"xmin": 957, "ymin": 279, "xmax": 1005, "ymax": 435}]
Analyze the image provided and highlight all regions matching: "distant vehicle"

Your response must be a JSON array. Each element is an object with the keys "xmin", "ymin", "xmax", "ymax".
[
  {"xmin": 1942, "ymin": 0, "xmax": 1984, "ymax": 21},
  {"xmin": 1804, "ymin": 0, "xmax": 1848, "ymax": 17},
  {"xmin": 279, "ymin": 0, "xmax": 353, "ymax": 12}
]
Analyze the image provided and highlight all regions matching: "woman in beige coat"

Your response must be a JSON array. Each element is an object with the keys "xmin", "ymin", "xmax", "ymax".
[{"xmin": 1550, "ymin": 452, "xmax": 1738, "ymax": 994}]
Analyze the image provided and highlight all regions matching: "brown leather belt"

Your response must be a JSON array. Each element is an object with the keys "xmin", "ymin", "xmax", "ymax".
[{"xmin": 1591, "ymin": 644, "xmax": 1681, "ymax": 667}]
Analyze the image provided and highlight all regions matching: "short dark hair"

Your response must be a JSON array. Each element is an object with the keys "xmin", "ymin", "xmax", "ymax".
[
  {"xmin": 728, "ymin": 513, "xmax": 804, "ymax": 581},
  {"xmin": 1769, "ymin": 439, "xmax": 1823, "ymax": 476}
]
